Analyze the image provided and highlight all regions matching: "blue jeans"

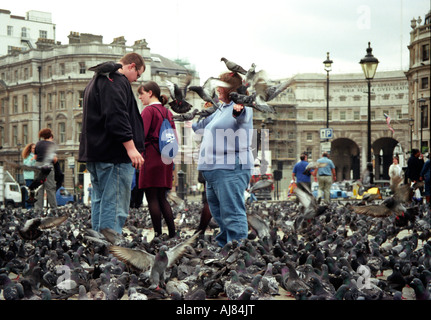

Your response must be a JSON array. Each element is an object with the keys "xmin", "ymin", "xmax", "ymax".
[
  {"xmin": 86, "ymin": 162, "xmax": 134, "ymax": 234},
  {"xmin": 202, "ymin": 163, "xmax": 251, "ymax": 247}
]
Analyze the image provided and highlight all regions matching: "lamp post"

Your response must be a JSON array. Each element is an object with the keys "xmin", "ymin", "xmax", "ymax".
[
  {"xmin": 323, "ymin": 52, "xmax": 333, "ymax": 134},
  {"xmin": 360, "ymin": 42, "xmax": 379, "ymax": 184},
  {"xmin": 409, "ymin": 118, "xmax": 414, "ymax": 152},
  {"xmin": 419, "ymin": 97, "xmax": 426, "ymax": 153}
]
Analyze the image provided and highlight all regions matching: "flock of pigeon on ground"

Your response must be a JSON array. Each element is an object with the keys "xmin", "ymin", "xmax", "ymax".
[
  {"xmin": 1, "ymin": 58, "xmax": 430, "ymax": 301},
  {"xmin": 0, "ymin": 178, "xmax": 430, "ymax": 301}
]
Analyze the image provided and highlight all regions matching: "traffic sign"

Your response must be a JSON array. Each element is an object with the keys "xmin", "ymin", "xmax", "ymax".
[{"xmin": 320, "ymin": 128, "xmax": 333, "ymax": 139}]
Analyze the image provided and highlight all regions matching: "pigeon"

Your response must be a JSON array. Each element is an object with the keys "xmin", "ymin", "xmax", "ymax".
[
  {"xmin": 165, "ymin": 78, "xmax": 193, "ymax": 113},
  {"xmin": 224, "ymin": 270, "xmax": 247, "ymax": 300},
  {"xmin": 247, "ymin": 212, "xmax": 271, "ymax": 239},
  {"xmin": 173, "ymin": 108, "xmax": 199, "ymax": 121},
  {"xmin": 0, "ymin": 274, "xmax": 24, "ymax": 300},
  {"xmin": 254, "ymin": 78, "xmax": 293, "ymax": 102},
  {"xmin": 109, "ymin": 232, "xmax": 200, "ymax": 289},
  {"xmin": 350, "ymin": 176, "xmax": 415, "ymax": 218},
  {"xmin": 196, "ymin": 104, "xmax": 219, "ymax": 121},
  {"xmin": 220, "ymin": 57, "xmax": 247, "ymax": 75},
  {"xmin": 294, "ymin": 182, "xmax": 328, "ymax": 230},
  {"xmin": 88, "ymin": 61, "xmax": 122, "ymax": 82},
  {"xmin": 229, "ymin": 92, "xmax": 276, "ymax": 113},
  {"xmin": 281, "ymin": 262, "xmax": 311, "ymax": 297},
  {"xmin": 188, "ymin": 77, "xmax": 231, "ymax": 109},
  {"xmin": 243, "ymin": 63, "xmax": 257, "ymax": 87},
  {"xmin": 18, "ymin": 215, "xmax": 68, "ymax": 240},
  {"xmin": 409, "ymin": 278, "xmax": 430, "ymax": 300},
  {"xmin": 249, "ymin": 178, "xmax": 273, "ymax": 194}
]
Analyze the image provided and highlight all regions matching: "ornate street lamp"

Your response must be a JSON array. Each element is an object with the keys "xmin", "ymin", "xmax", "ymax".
[
  {"xmin": 360, "ymin": 42, "xmax": 379, "ymax": 184},
  {"xmin": 419, "ymin": 97, "xmax": 426, "ymax": 152},
  {"xmin": 409, "ymin": 118, "xmax": 414, "ymax": 152},
  {"xmin": 323, "ymin": 52, "xmax": 333, "ymax": 132}
]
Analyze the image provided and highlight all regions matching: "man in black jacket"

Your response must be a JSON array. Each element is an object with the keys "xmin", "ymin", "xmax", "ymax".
[
  {"xmin": 79, "ymin": 52, "xmax": 145, "ymax": 239},
  {"xmin": 407, "ymin": 148, "xmax": 424, "ymax": 183}
]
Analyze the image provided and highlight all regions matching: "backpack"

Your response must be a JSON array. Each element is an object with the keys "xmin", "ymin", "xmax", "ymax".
[{"xmin": 151, "ymin": 106, "xmax": 179, "ymax": 160}]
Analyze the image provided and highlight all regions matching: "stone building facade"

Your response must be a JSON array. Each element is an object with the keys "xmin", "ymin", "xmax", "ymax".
[{"xmin": 0, "ymin": 32, "xmax": 202, "ymax": 192}]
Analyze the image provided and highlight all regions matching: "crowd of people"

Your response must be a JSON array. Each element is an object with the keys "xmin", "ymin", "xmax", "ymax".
[{"xmin": 20, "ymin": 52, "xmax": 430, "ymax": 249}]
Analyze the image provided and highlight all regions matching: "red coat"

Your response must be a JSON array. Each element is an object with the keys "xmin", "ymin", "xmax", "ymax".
[{"xmin": 138, "ymin": 103, "xmax": 176, "ymax": 189}]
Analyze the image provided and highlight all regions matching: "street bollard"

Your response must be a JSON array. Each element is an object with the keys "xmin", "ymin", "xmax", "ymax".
[{"xmin": 177, "ymin": 170, "xmax": 186, "ymax": 200}]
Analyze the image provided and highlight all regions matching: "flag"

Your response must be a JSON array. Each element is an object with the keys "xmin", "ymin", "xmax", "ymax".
[{"xmin": 384, "ymin": 113, "xmax": 395, "ymax": 133}]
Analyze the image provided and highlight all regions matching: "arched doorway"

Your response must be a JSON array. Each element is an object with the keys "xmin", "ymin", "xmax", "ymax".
[
  {"xmin": 330, "ymin": 138, "xmax": 360, "ymax": 181},
  {"xmin": 372, "ymin": 137, "xmax": 400, "ymax": 180}
]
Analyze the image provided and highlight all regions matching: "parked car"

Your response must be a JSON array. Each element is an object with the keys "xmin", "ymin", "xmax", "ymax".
[
  {"xmin": 56, "ymin": 187, "xmax": 74, "ymax": 206},
  {"xmin": 312, "ymin": 183, "xmax": 349, "ymax": 199}
]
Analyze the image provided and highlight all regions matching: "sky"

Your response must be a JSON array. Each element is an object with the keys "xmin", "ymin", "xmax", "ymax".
[{"xmin": 4, "ymin": 0, "xmax": 430, "ymax": 83}]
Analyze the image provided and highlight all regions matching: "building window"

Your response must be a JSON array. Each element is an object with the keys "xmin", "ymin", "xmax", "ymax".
[
  {"xmin": 0, "ymin": 98, "xmax": 5, "ymax": 115},
  {"xmin": 59, "ymin": 91, "xmax": 66, "ymax": 109},
  {"xmin": 13, "ymin": 96, "xmax": 18, "ymax": 113},
  {"xmin": 307, "ymin": 111, "xmax": 313, "ymax": 120},
  {"xmin": 79, "ymin": 62, "xmax": 86, "ymax": 74},
  {"xmin": 0, "ymin": 126, "xmax": 4, "ymax": 145},
  {"xmin": 421, "ymin": 77, "xmax": 429, "ymax": 89},
  {"xmin": 306, "ymin": 133, "xmax": 313, "ymax": 141},
  {"xmin": 423, "ymin": 105, "xmax": 429, "ymax": 129},
  {"xmin": 23, "ymin": 95, "xmax": 28, "ymax": 112},
  {"xmin": 48, "ymin": 66, "xmax": 52, "ymax": 78},
  {"xmin": 21, "ymin": 27, "xmax": 27, "ymax": 38},
  {"xmin": 371, "ymin": 111, "xmax": 376, "ymax": 120},
  {"xmin": 340, "ymin": 96, "xmax": 347, "ymax": 102},
  {"xmin": 58, "ymin": 122, "xmax": 66, "ymax": 143},
  {"xmin": 396, "ymin": 110, "xmax": 402, "ymax": 120},
  {"xmin": 78, "ymin": 91, "xmax": 84, "ymax": 108},
  {"xmin": 47, "ymin": 93, "xmax": 53, "ymax": 111},
  {"xmin": 422, "ymin": 44, "xmax": 430, "ymax": 62},
  {"xmin": 60, "ymin": 63, "xmax": 65, "ymax": 76},
  {"xmin": 353, "ymin": 95, "xmax": 361, "ymax": 101},
  {"xmin": 24, "ymin": 68, "xmax": 29, "ymax": 80},
  {"xmin": 340, "ymin": 111, "xmax": 346, "ymax": 120},
  {"xmin": 12, "ymin": 125, "xmax": 18, "ymax": 146},
  {"xmin": 7, "ymin": 26, "xmax": 13, "ymax": 36},
  {"xmin": 23, "ymin": 124, "xmax": 28, "ymax": 145},
  {"xmin": 39, "ymin": 30, "xmax": 48, "ymax": 39},
  {"xmin": 76, "ymin": 121, "xmax": 82, "ymax": 142},
  {"xmin": 383, "ymin": 94, "xmax": 390, "ymax": 100},
  {"xmin": 354, "ymin": 111, "xmax": 360, "ymax": 120}
]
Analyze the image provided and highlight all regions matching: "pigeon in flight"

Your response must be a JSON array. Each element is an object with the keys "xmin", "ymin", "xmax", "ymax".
[
  {"xmin": 88, "ymin": 61, "xmax": 122, "ymax": 82},
  {"xmin": 173, "ymin": 109, "xmax": 199, "ymax": 121},
  {"xmin": 229, "ymin": 92, "xmax": 276, "ymax": 113},
  {"xmin": 165, "ymin": 78, "xmax": 193, "ymax": 114},
  {"xmin": 18, "ymin": 215, "xmax": 69, "ymax": 240},
  {"xmin": 294, "ymin": 182, "xmax": 328, "ymax": 230},
  {"xmin": 196, "ymin": 104, "xmax": 219, "ymax": 121},
  {"xmin": 350, "ymin": 176, "xmax": 418, "ymax": 218},
  {"xmin": 109, "ymin": 232, "xmax": 200, "ymax": 289},
  {"xmin": 254, "ymin": 78, "xmax": 293, "ymax": 102},
  {"xmin": 220, "ymin": 57, "xmax": 247, "ymax": 75},
  {"xmin": 188, "ymin": 77, "xmax": 230, "ymax": 110}
]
